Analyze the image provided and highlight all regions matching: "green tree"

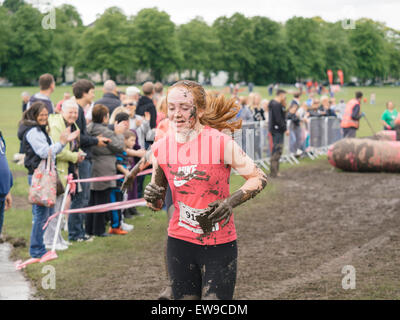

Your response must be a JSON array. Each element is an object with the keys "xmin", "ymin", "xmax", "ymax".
[
  {"xmin": 213, "ymin": 13, "xmax": 255, "ymax": 82},
  {"xmin": 177, "ymin": 17, "xmax": 220, "ymax": 81},
  {"xmin": 321, "ymin": 22, "xmax": 356, "ymax": 83},
  {"xmin": 0, "ymin": 6, "xmax": 11, "ymax": 71},
  {"xmin": 285, "ymin": 17, "xmax": 326, "ymax": 81},
  {"xmin": 248, "ymin": 16, "xmax": 288, "ymax": 84},
  {"xmin": 129, "ymin": 7, "xmax": 182, "ymax": 81},
  {"xmin": 349, "ymin": 19, "xmax": 387, "ymax": 82},
  {"xmin": 2, "ymin": 0, "xmax": 25, "ymax": 12},
  {"xmin": 3, "ymin": 4, "xmax": 60, "ymax": 85},
  {"xmin": 74, "ymin": 7, "xmax": 133, "ymax": 81},
  {"xmin": 53, "ymin": 4, "xmax": 84, "ymax": 83},
  {"xmin": 381, "ymin": 27, "xmax": 400, "ymax": 80}
]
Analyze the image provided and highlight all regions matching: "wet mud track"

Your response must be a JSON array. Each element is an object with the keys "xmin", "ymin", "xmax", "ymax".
[
  {"xmin": 28, "ymin": 159, "xmax": 400, "ymax": 299},
  {"xmin": 120, "ymin": 159, "xmax": 400, "ymax": 299},
  {"xmin": 235, "ymin": 160, "xmax": 400, "ymax": 299}
]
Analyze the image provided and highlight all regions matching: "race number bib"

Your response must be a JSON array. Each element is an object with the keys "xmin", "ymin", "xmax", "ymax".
[{"xmin": 177, "ymin": 201, "xmax": 219, "ymax": 234}]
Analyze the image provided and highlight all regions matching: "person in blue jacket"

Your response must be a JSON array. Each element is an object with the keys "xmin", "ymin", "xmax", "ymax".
[{"xmin": 0, "ymin": 130, "xmax": 13, "ymax": 238}]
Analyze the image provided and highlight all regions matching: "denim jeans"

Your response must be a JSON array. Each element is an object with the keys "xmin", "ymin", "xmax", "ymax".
[
  {"xmin": 68, "ymin": 159, "xmax": 91, "ymax": 241},
  {"xmin": 28, "ymin": 175, "xmax": 54, "ymax": 258},
  {"xmin": 289, "ymin": 126, "xmax": 304, "ymax": 153},
  {"xmin": 30, "ymin": 203, "xmax": 54, "ymax": 258},
  {"xmin": 0, "ymin": 199, "xmax": 5, "ymax": 235}
]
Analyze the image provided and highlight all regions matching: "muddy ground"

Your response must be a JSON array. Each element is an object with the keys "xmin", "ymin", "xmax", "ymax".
[
  {"xmin": 98, "ymin": 159, "xmax": 400, "ymax": 299},
  {"xmin": 13, "ymin": 159, "xmax": 400, "ymax": 299},
  {"xmin": 235, "ymin": 160, "xmax": 400, "ymax": 299}
]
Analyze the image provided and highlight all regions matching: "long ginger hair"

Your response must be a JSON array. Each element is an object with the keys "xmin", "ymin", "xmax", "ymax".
[{"xmin": 168, "ymin": 80, "xmax": 242, "ymax": 132}]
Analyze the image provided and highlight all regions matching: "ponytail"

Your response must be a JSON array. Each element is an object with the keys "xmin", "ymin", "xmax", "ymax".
[{"xmin": 201, "ymin": 94, "xmax": 242, "ymax": 132}]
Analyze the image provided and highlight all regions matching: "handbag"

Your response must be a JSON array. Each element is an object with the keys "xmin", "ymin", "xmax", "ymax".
[{"xmin": 28, "ymin": 151, "xmax": 57, "ymax": 207}]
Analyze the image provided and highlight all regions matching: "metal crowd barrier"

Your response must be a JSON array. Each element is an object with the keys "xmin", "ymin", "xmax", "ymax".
[
  {"xmin": 308, "ymin": 116, "xmax": 342, "ymax": 156},
  {"xmin": 232, "ymin": 117, "xmax": 342, "ymax": 171}
]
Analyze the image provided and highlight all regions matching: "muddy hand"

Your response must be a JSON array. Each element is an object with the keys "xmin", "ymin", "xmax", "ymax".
[
  {"xmin": 144, "ymin": 183, "xmax": 165, "ymax": 210},
  {"xmin": 144, "ymin": 183, "xmax": 165, "ymax": 202},
  {"xmin": 121, "ymin": 167, "xmax": 138, "ymax": 192},
  {"xmin": 207, "ymin": 199, "xmax": 233, "ymax": 227}
]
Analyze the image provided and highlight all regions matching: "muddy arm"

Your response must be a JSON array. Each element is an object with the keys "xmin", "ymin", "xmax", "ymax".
[
  {"xmin": 143, "ymin": 154, "xmax": 168, "ymax": 211},
  {"xmin": 120, "ymin": 149, "xmax": 152, "ymax": 192},
  {"xmin": 207, "ymin": 140, "xmax": 268, "ymax": 226}
]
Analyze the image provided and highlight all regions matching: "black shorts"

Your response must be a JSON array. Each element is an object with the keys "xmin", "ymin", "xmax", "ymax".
[{"xmin": 167, "ymin": 236, "xmax": 237, "ymax": 300}]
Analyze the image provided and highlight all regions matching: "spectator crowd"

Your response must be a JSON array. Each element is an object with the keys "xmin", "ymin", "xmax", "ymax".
[{"xmin": 6, "ymin": 73, "xmax": 167, "ymax": 260}]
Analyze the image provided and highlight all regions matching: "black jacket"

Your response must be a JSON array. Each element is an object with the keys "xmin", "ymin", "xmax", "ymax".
[
  {"xmin": 136, "ymin": 95, "xmax": 157, "ymax": 130},
  {"xmin": 268, "ymin": 100, "xmax": 287, "ymax": 133},
  {"xmin": 352, "ymin": 104, "xmax": 361, "ymax": 120},
  {"xmin": 94, "ymin": 93, "xmax": 121, "ymax": 115},
  {"xmin": 287, "ymin": 112, "xmax": 300, "ymax": 127},
  {"xmin": 76, "ymin": 104, "xmax": 98, "ymax": 160},
  {"xmin": 18, "ymin": 120, "xmax": 51, "ymax": 175}
]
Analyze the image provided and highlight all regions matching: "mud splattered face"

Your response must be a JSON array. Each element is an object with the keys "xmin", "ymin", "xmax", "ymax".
[{"xmin": 167, "ymin": 87, "xmax": 199, "ymax": 133}]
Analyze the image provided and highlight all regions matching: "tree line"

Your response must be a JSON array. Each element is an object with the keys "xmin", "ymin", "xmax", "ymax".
[{"xmin": 1, "ymin": 0, "xmax": 400, "ymax": 85}]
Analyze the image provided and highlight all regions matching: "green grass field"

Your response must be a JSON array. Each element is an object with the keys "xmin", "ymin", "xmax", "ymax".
[{"xmin": 0, "ymin": 84, "xmax": 396, "ymax": 299}]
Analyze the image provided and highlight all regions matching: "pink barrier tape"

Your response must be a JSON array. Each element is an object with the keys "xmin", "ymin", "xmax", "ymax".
[
  {"xmin": 43, "ymin": 198, "xmax": 147, "ymax": 230},
  {"xmin": 68, "ymin": 168, "xmax": 153, "ymax": 184},
  {"xmin": 67, "ymin": 174, "xmax": 76, "ymax": 194},
  {"xmin": 70, "ymin": 174, "xmax": 124, "ymax": 183},
  {"xmin": 45, "ymin": 170, "xmax": 153, "ymax": 230}
]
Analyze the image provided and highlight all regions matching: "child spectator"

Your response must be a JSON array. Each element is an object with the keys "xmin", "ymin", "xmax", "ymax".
[
  {"xmin": 115, "ymin": 131, "xmax": 139, "ymax": 228},
  {"xmin": 370, "ymin": 93, "xmax": 376, "ymax": 105},
  {"xmin": 110, "ymin": 114, "xmax": 145, "ymax": 229},
  {"xmin": 109, "ymin": 129, "xmax": 136, "ymax": 235},
  {"xmin": 124, "ymin": 129, "xmax": 144, "ymax": 217}
]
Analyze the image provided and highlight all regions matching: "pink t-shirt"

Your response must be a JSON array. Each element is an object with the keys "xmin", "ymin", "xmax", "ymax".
[{"xmin": 152, "ymin": 126, "xmax": 236, "ymax": 245}]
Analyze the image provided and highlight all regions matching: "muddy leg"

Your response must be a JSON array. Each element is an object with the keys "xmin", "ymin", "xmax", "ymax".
[
  {"xmin": 270, "ymin": 132, "xmax": 283, "ymax": 178},
  {"xmin": 270, "ymin": 146, "xmax": 282, "ymax": 178}
]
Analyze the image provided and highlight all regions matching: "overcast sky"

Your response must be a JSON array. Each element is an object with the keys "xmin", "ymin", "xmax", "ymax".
[{"xmin": 43, "ymin": 0, "xmax": 400, "ymax": 30}]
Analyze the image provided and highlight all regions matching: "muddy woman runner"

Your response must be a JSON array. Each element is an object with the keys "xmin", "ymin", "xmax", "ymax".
[{"xmin": 144, "ymin": 80, "xmax": 267, "ymax": 300}]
